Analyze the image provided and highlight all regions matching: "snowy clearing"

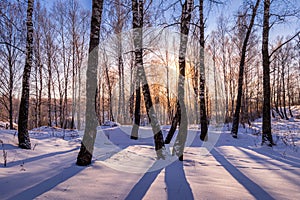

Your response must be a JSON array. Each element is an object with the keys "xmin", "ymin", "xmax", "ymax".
[{"xmin": 0, "ymin": 114, "xmax": 300, "ymax": 200}]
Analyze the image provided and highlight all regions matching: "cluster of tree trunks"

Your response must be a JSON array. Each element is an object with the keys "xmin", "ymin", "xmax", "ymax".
[
  {"xmin": 0, "ymin": 0, "xmax": 298, "ymax": 163},
  {"xmin": 130, "ymin": 0, "xmax": 166, "ymax": 159}
]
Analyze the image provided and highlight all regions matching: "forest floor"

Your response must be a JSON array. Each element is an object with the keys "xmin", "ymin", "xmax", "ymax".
[{"xmin": 0, "ymin": 107, "xmax": 299, "ymax": 200}]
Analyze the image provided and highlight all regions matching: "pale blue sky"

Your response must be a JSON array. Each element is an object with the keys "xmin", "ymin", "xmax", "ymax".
[{"xmin": 42, "ymin": 0, "xmax": 299, "ymax": 40}]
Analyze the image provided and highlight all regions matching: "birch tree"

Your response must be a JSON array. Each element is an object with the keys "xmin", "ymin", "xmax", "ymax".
[
  {"xmin": 198, "ymin": 0, "xmax": 208, "ymax": 141},
  {"xmin": 261, "ymin": 0, "xmax": 299, "ymax": 146},
  {"xmin": 77, "ymin": 0, "xmax": 104, "ymax": 166},
  {"xmin": 165, "ymin": 0, "xmax": 193, "ymax": 161},
  {"xmin": 231, "ymin": 0, "xmax": 260, "ymax": 138},
  {"xmin": 18, "ymin": 0, "xmax": 35, "ymax": 149}
]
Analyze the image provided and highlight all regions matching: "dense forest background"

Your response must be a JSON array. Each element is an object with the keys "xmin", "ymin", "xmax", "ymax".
[{"xmin": 0, "ymin": 0, "xmax": 299, "ymax": 133}]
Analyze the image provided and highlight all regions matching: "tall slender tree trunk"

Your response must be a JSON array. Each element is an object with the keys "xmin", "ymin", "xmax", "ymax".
[
  {"xmin": 117, "ymin": 40, "xmax": 125, "ymax": 123},
  {"xmin": 77, "ymin": 67, "xmax": 82, "ymax": 129},
  {"xmin": 256, "ymin": 62, "xmax": 261, "ymax": 117},
  {"xmin": 118, "ymin": 53, "xmax": 122, "ymax": 121},
  {"xmin": 130, "ymin": 0, "xmax": 144, "ymax": 139},
  {"xmin": 96, "ymin": 75, "xmax": 101, "ymax": 123},
  {"xmin": 77, "ymin": 46, "xmax": 84, "ymax": 129},
  {"xmin": 18, "ymin": 0, "xmax": 34, "ymax": 149},
  {"xmin": 275, "ymin": 60, "xmax": 283, "ymax": 118},
  {"xmin": 199, "ymin": 0, "xmax": 208, "ymax": 141},
  {"xmin": 287, "ymin": 60, "xmax": 293, "ymax": 118},
  {"xmin": 228, "ymin": 46, "xmax": 235, "ymax": 118},
  {"xmin": 34, "ymin": 63, "xmax": 38, "ymax": 128},
  {"xmin": 271, "ymin": 62, "xmax": 276, "ymax": 117},
  {"xmin": 63, "ymin": 61, "xmax": 70, "ymax": 128},
  {"xmin": 212, "ymin": 38, "xmax": 218, "ymax": 122},
  {"xmin": 71, "ymin": 34, "xmax": 76, "ymax": 129},
  {"xmin": 130, "ymin": 0, "xmax": 143, "ymax": 139},
  {"xmin": 47, "ymin": 53, "xmax": 52, "ymax": 127},
  {"xmin": 129, "ymin": 51, "xmax": 135, "ymax": 124},
  {"xmin": 121, "ymin": 56, "xmax": 125, "ymax": 122},
  {"xmin": 262, "ymin": 0, "xmax": 274, "ymax": 146},
  {"xmin": 221, "ymin": 34, "xmax": 229, "ymax": 123},
  {"xmin": 104, "ymin": 60, "xmax": 114, "ymax": 121},
  {"xmin": 166, "ymin": 50, "xmax": 172, "ymax": 124},
  {"xmin": 281, "ymin": 58, "xmax": 288, "ymax": 120},
  {"xmin": 76, "ymin": 0, "xmax": 104, "ymax": 166},
  {"xmin": 9, "ymin": 60, "xmax": 13, "ymax": 129},
  {"xmin": 59, "ymin": 87, "xmax": 63, "ymax": 127},
  {"xmin": 38, "ymin": 64, "xmax": 42, "ymax": 127},
  {"xmin": 52, "ymin": 78, "xmax": 58, "ymax": 126},
  {"xmin": 231, "ymin": 0, "xmax": 260, "ymax": 138},
  {"xmin": 33, "ymin": 1, "xmax": 40, "ymax": 129},
  {"xmin": 102, "ymin": 82, "xmax": 105, "ymax": 123}
]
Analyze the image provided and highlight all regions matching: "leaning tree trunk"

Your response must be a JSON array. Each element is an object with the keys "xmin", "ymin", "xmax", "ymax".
[
  {"xmin": 131, "ymin": 0, "xmax": 166, "ymax": 159},
  {"xmin": 231, "ymin": 0, "xmax": 260, "ymax": 138},
  {"xmin": 18, "ymin": 0, "xmax": 34, "ymax": 149},
  {"xmin": 262, "ymin": 0, "xmax": 274, "ymax": 146},
  {"xmin": 129, "ymin": 52, "xmax": 135, "ymax": 124},
  {"xmin": 76, "ymin": 0, "xmax": 104, "ymax": 166},
  {"xmin": 172, "ymin": 1, "xmax": 193, "ymax": 161},
  {"xmin": 130, "ymin": 73, "xmax": 141, "ymax": 139},
  {"xmin": 165, "ymin": 0, "xmax": 193, "ymax": 161}
]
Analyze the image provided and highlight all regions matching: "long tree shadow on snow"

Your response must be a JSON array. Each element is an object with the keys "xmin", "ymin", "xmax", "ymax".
[
  {"xmin": 125, "ymin": 160, "xmax": 194, "ymax": 200},
  {"xmin": 211, "ymin": 149, "xmax": 275, "ymax": 200},
  {"xmin": 6, "ymin": 126, "xmax": 156, "ymax": 199},
  {"xmin": 206, "ymin": 127, "xmax": 300, "ymax": 169},
  {"xmin": 242, "ymin": 146, "xmax": 300, "ymax": 169},
  {"xmin": 6, "ymin": 162, "xmax": 86, "ymax": 200},
  {"xmin": 5, "ymin": 147, "xmax": 80, "ymax": 168},
  {"xmin": 225, "ymin": 124, "xmax": 300, "ymax": 168},
  {"xmin": 236, "ymin": 146, "xmax": 300, "ymax": 178},
  {"xmin": 164, "ymin": 160, "xmax": 194, "ymax": 199},
  {"xmin": 2, "ymin": 147, "xmax": 84, "ymax": 200}
]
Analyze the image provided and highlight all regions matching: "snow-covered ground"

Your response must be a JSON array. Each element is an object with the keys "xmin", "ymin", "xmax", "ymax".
[{"xmin": 0, "ymin": 108, "xmax": 299, "ymax": 200}]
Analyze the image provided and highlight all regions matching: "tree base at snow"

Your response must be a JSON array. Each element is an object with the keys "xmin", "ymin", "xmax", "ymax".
[
  {"xmin": 261, "ymin": 139, "xmax": 276, "ymax": 147},
  {"xmin": 156, "ymin": 147, "xmax": 169, "ymax": 160},
  {"xmin": 76, "ymin": 143, "xmax": 92, "ymax": 166},
  {"xmin": 130, "ymin": 124, "xmax": 139, "ymax": 140},
  {"xmin": 18, "ymin": 136, "xmax": 31, "ymax": 149},
  {"xmin": 130, "ymin": 136, "xmax": 138, "ymax": 140},
  {"xmin": 200, "ymin": 132, "xmax": 208, "ymax": 141},
  {"xmin": 19, "ymin": 142, "xmax": 31, "ymax": 150}
]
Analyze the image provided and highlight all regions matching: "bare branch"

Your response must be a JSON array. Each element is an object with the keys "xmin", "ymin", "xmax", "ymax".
[
  {"xmin": 269, "ymin": 31, "xmax": 300, "ymax": 59},
  {"xmin": 0, "ymin": 42, "xmax": 25, "ymax": 53},
  {"xmin": 0, "ymin": 10, "xmax": 23, "ymax": 33}
]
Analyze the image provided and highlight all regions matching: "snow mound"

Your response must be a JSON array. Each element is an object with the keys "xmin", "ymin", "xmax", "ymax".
[{"xmin": 30, "ymin": 126, "xmax": 79, "ymax": 140}]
